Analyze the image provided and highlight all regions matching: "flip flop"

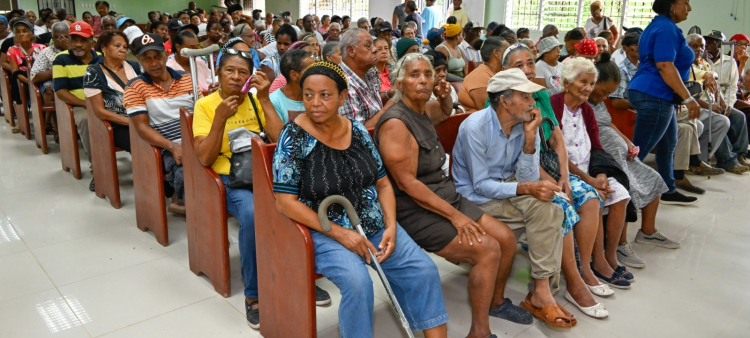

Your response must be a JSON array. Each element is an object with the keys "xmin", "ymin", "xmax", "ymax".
[{"xmin": 519, "ymin": 294, "xmax": 572, "ymax": 329}]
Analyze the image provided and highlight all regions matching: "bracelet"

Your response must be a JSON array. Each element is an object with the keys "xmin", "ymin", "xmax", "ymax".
[{"xmin": 682, "ymin": 96, "xmax": 696, "ymax": 105}]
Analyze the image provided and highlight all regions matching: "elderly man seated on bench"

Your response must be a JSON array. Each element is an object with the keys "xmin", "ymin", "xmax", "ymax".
[
  {"xmin": 452, "ymin": 69, "xmax": 573, "ymax": 328},
  {"xmin": 124, "ymin": 33, "xmax": 199, "ymax": 214}
]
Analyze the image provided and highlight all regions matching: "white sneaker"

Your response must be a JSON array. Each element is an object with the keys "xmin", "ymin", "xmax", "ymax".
[
  {"xmin": 617, "ymin": 242, "xmax": 646, "ymax": 268},
  {"xmin": 635, "ymin": 229, "xmax": 680, "ymax": 249}
]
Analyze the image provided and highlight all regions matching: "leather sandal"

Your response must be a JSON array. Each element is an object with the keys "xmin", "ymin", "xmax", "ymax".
[
  {"xmin": 556, "ymin": 302, "xmax": 577, "ymax": 326},
  {"xmin": 519, "ymin": 294, "xmax": 572, "ymax": 329}
]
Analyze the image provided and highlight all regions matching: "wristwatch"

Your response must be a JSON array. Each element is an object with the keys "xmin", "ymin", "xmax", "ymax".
[{"xmin": 682, "ymin": 96, "xmax": 696, "ymax": 105}]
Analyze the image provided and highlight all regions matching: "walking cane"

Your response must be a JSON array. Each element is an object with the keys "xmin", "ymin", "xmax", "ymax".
[
  {"xmin": 179, "ymin": 44, "xmax": 221, "ymax": 102},
  {"xmin": 317, "ymin": 195, "xmax": 416, "ymax": 338},
  {"xmin": 706, "ymin": 90, "xmax": 714, "ymax": 179}
]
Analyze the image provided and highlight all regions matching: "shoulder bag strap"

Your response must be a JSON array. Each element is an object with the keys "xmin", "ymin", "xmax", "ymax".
[{"xmin": 100, "ymin": 63, "xmax": 128, "ymax": 89}]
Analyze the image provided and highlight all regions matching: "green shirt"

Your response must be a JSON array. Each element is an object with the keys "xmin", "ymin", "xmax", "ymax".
[{"xmin": 484, "ymin": 90, "xmax": 559, "ymax": 141}]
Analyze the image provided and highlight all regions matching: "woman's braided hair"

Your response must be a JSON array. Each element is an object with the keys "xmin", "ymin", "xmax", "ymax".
[{"xmin": 299, "ymin": 61, "xmax": 348, "ymax": 92}]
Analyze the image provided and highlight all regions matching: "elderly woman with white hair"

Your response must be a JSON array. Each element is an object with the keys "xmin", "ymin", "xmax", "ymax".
[{"xmin": 551, "ymin": 57, "xmax": 634, "ymax": 290}]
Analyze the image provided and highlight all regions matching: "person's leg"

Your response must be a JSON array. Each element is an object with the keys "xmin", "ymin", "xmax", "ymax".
[
  {"xmin": 604, "ymin": 199, "xmax": 627, "ymax": 270},
  {"xmin": 592, "ymin": 209, "xmax": 615, "ymax": 276},
  {"xmin": 575, "ymin": 198, "xmax": 601, "ymax": 288},
  {"xmin": 435, "ymin": 226, "xmax": 501, "ymax": 338},
  {"xmin": 220, "ymin": 175, "xmax": 258, "ymax": 301},
  {"xmin": 310, "ymin": 230, "xmax": 375, "ymax": 338},
  {"xmin": 561, "ymin": 232, "xmax": 597, "ymax": 307},
  {"xmin": 639, "ymin": 197, "xmax": 660, "ymax": 236},
  {"xmin": 111, "ymin": 123, "xmax": 131, "ymax": 153},
  {"xmin": 726, "ymin": 108, "xmax": 749, "ymax": 158},
  {"xmin": 478, "ymin": 214, "xmax": 517, "ymax": 309},
  {"xmin": 72, "ymin": 106, "xmax": 92, "ymax": 165},
  {"xmin": 506, "ymin": 195, "xmax": 564, "ymax": 310},
  {"xmin": 371, "ymin": 225, "xmax": 448, "ymax": 335},
  {"xmin": 630, "ymin": 91, "xmax": 676, "ymax": 192},
  {"xmin": 700, "ymin": 111, "xmax": 732, "ymax": 163}
]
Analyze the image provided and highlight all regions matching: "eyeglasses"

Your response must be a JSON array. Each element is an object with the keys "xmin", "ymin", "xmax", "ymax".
[
  {"xmin": 226, "ymin": 48, "xmax": 253, "ymax": 60},
  {"xmin": 738, "ymin": 43, "xmax": 750, "ymax": 48}
]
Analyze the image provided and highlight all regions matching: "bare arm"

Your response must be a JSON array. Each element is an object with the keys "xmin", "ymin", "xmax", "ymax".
[
  {"xmin": 131, "ymin": 113, "xmax": 182, "ymax": 164},
  {"xmin": 55, "ymin": 88, "xmax": 86, "ymax": 107},
  {"xmin": 1, "ymin": 53, "xmax": 11, "ymax": 72},
  {"xmin": 252, "ymin": 71, "xmax": 285, "ymax": 142},
  {"xmin": 468, "ymin": 88, "xmax": 488, "ymax": 111},
  {"xmin": 260, "ymin": 64, "xmax": 275, "ymax": 83},
  {"xmin": 363, "ymin": 98, "xmax": 397, "ymax": 129},
  {"xmin": 425, "ymin": 78, "xmax": 453, "ymax": 125},
  {"xmin": 88, "ymin": 93, "xmax": 129, "ymax": 125},
  {"xmin": 32, "ymin": 69, "xmax": 51, "ymax": 84}
]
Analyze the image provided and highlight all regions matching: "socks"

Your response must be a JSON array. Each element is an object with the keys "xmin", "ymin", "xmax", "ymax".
[
  {"xmin": 674, "ymin": 170, "xmax": 685, "ymax": 180},
  {"xmin": 689, "ymin": 155, "xmax": 701, "ymax": 167}
]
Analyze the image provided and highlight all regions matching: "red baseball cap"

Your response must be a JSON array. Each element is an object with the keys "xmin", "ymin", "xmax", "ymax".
[
  {"xmin": 70, "ymin": 21, "xmax": 93, "ymax": 38},
  {"xmin": 730, "ymin": 34, "xmax": 750, "ymax": 43}
]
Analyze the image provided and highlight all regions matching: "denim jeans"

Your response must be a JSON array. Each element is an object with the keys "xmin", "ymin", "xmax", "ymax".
[
  {"xmin": 311, "ymin": 225, "xmax": 448, "ymax": 338},
  {"xmin": 219, "ymin": 175, "xmax": 257, "ymax": 298},
  {"xmin": 628, "ymin": 89, "xmax": 678, "ymax": 193},
  {"xmin": 714, "ymin": 107, "xmax": 749, "ymax": 168}
]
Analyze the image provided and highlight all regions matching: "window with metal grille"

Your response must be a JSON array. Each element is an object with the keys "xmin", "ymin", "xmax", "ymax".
[
  {"xmin": 506, "ymin": 0, "xmax": 655, "ymax": 31},
  {"xmin": 299, "ymin": 0, "xmax": 369, "ymax": 20}
]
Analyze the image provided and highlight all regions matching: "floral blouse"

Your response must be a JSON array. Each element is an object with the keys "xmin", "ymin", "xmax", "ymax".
[{"xmin": 273, "ymin": 119, "xmax": 387, "ymax": 237}]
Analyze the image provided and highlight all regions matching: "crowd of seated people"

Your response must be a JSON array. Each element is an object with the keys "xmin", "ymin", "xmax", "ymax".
[{"xmin": 3, "ymin": 0, "xmax": 750, "ymax": 336}]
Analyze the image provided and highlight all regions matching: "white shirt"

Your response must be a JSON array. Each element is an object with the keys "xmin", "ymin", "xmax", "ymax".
[
  {"xmin": 258, "ymin": 41, "xmax": 277, "ymax": 57},
  {"xmin": 584, "ymin": 17, "xmax": 613, "ymax": 39},
  {"xmin": 708, "ymin": 54, "xmax": 739, "ymax": 107},
  {"xmin": 535, "ymin": 60, "xmax": 564, "ymax": 94},
  {"xmin": 34, "ymin": 25, "xmax": 47, "ymax": 36},
  {"xmin": 197, "ymin": 23, "xmax": 207, "ymax": 36}
]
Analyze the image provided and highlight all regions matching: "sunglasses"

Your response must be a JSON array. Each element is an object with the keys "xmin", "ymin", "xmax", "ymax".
[{"xmin": 226, "ymin": 48, "xmax": 253, "ymax": 60}]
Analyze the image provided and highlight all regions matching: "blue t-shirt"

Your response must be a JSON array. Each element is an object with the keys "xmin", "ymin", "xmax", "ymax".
[
  {"xmin": 629, "ymin": 15, "xmax": 694, "ymax": 101},
  {"xmin": 269, "ymin": 89, "xmax": 305, "ymax": 122}
]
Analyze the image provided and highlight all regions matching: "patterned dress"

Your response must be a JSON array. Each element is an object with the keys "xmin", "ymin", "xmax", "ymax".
[
  {"xmin": 591, "ymin": 101, "xmax": 668, "ymax": 209},
  {"xmin": 561, "ymin": 104, "xmax": 631, "ymax": 208},
  {"xmin": 272, "ymin": 119, "xmax": 387, "ymax": 237}
]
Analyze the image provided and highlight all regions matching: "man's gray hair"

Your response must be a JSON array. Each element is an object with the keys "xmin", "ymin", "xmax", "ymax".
[
  {"xmin": 488, "ymin": 89, "xmax": 515, "ymax": 107},
  {"xmin": 560, "ymin": 57, "xmax": 598, "ymax": 90},
  {"xmin": 357, "ymin": 17, "xmax": 368, "ymax": 26},
  {"xmin": 390, "ymin": 53, "xmax": 434, "ymax": 102},
  {"xmin": 322, "ymin": 41, "xmax": 340, "ymax": 58},
  {"xmin": 542, "ymin": 24, "xmax": 557, "ymax": 36},
  {"xmin": 329, "ymin": 22, "xmax": 340, "ymax": 30},
  {"xmin": 254, "ymin": 20, "xmax": 265, "ymax": 30},
  {"xmin": 51, "ymin": 21, "xmax": 69, "ymax": 33},
  {"xmin": 686, "ymin": 33, "xmax": 704, "ymax": 44},
  {"xmin": 340, "ymin": 28, "xmax": 366, "ymax": 60}
]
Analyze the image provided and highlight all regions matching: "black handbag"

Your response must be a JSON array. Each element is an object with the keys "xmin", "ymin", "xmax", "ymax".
[
  {"xmin": 225, "ymin": 94, "xmax": 267, "ymax": 189},
  {"xmin": 538, "ymin": 117, "xmax": 561, "ymax": 181},
  {"xmin": 673, "ymin": 62, "xmax": 703, "ymax": 104}
]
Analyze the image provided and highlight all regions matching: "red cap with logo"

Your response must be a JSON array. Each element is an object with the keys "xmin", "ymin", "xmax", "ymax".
[{"xmin": 70, "ymin": 21, "xmax": 94, "ymax": 38}]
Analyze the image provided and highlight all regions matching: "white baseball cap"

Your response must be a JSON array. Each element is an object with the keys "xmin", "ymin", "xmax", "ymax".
[{"xmin": 487, "ymin": 68, "xmax": 546, "ymax": 94}]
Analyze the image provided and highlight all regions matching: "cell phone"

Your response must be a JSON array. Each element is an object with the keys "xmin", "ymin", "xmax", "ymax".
[
  {"xmin": 241, "ymin": 74, "xmax": 253, "ymax": 94},
  {"xmin": 554, "ymin": 191, "xmax": 570, "ymax": 202}
]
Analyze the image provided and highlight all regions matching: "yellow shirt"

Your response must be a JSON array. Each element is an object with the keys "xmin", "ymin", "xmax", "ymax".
[{"xmin": 193, "ymin": 91, "xmax": 266, "ymax": 175}]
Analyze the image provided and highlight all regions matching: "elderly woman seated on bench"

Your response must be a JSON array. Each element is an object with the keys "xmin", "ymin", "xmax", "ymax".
[
  {"xmin": 374, "ymin": 53, "xmax": 534, "ymax": 338},
  {"xmin": 273, "ymin": 61, "xmax": 448, "ymax": 338},
  {"xmin": 190, "ymin": 47, "xmax": 294, "ymax": 330}
]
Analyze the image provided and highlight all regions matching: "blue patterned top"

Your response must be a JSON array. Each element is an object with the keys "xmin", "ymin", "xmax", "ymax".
[{"xmin": 273, "ymin": 119, "xmax": 387, "ymax": 236}]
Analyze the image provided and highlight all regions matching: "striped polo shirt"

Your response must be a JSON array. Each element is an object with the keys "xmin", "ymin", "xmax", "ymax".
[
  {"xmin": 52, "ymin": 49, "xmax": 103, "ymax": 101},
  {"xmin": 123, "ymin": 67, "xmax": 197, "ymax": 144}
]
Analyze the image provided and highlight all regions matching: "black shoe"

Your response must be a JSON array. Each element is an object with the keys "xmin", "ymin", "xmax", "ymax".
[
  {"xmin": 489, "ymin": 297, "xmax": 533, "ymax": 324},
  {"xmin": 316, "ymin": 286, "xmax": 332, "ymax": 306},
  {"xmin": 88, "ymin": 178, "xmax": 95, "ymax": 192},
  {"xmin": 246, "ymin": 300, "xmax": 259, "ymax": 330},
  {"xmin": 660, "ymin": 191, "xmax": 698, "ymax": 205}
]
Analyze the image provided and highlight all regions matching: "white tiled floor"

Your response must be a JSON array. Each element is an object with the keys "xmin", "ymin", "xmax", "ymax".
[{"xmin": 0, "ymin": 122, "xmax": 749, "ymax": 338}]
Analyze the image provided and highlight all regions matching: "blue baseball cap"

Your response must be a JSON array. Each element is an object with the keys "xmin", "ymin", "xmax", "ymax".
[
  {"xmin": 426, "ymin": 27, "xmax": 445, "ymax": 41},
  {"xmin": 117, "ymin": 17, "xmax": 136, "ymax": 29}
]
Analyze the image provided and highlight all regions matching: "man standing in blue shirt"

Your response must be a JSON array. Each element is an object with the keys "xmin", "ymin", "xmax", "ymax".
[
  {"xmin": 453, "ymin": 69, "xmax": 570, "ymax": 325},
  {"xmin": 421, "ymin": 0, "xmax": 440, "ymax": 34}
]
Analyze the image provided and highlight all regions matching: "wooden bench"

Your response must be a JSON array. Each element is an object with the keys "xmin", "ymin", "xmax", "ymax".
[
  {"xmin": 255, "ymin": 112, "xmax": 473, "ymax": 337},
  {"xmin": 254, "ymin": 137, "xmax": 318, "ymax": 338},
  {"xmin": 129, "ymin": 118, "xmax": 169, "ymax": 246},
  {"xmin": 1, "ymin": 70, "xmax": 14, "ymax": 127},
  {"xmin": 29, "ymin": 79, "xmax": 56, "ymax": 154},
  {"xmin": 179, "ymin": 108, "xmax": 233, "ymax": 296},
  {"xmin": 14, "ymin": 77, "xmax": 31, "ymax": 139},
  {"xmin": 605, "ymin": 97, "xmax": 636, "ymax": 141},
  {"xmin": 55, "ymin": 94, "xmax": 82, "ymax": 179},
  {"xmin": 86, "ymin": 102, "xmax": 125, "ymax": 209}
]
